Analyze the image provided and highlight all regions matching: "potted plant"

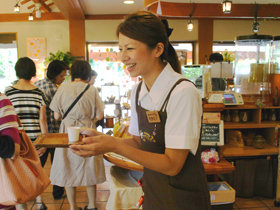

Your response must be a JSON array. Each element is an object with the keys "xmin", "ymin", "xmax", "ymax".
[{"xmin": 44, "ymin": 51, "xmax": 77, "ymax": 68}]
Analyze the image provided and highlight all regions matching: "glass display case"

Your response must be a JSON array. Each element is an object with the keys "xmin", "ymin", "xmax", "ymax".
[
  {"xmin": 272, "ymin": 36, "xmax": 280, "ymax": 74},
  {"xmin": 270, "ymin": 36, "xmax": 280, "ymax": 102},
  {"xmin": 234, "ymin": 34, "xmax": 273, "ymax": 103}
]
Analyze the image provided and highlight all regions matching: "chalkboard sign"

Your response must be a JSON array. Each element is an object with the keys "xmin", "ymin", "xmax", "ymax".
[{"xmin": 201, "ymin": 121, "xmax": 224, "ymax": 146}]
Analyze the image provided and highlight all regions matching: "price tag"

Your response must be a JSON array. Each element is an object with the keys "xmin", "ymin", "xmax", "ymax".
[{"xmin": 146, "ymin": 111, "xmax": 161, "ymax": 123}]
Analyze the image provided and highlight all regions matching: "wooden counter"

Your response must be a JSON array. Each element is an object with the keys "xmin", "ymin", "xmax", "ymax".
[{"xmin": 103, "ymin": 153, "xmax": 235, "ymax": 175}]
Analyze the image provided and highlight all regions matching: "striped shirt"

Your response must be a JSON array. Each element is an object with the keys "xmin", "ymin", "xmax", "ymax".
[
  {"xmin": 34, "ymin": 78, "xmax": 61, "ymax": 133},
  {"xmin": 4, "ymin": 87, "xmax": 48, "ymax": 142},
  {"xmin": 0, "ymin": 93, "xmax": 20, "ymax": 144}
]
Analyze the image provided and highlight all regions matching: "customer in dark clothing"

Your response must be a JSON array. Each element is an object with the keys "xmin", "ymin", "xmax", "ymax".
[{"xmin": 209, "ymin": 53, "xmax": 226, "ymax": 91}]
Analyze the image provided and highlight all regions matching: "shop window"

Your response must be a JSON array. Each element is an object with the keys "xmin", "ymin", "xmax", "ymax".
[
  {"xmin": 86, "ymin": 41, "xmax": 194, "ymax": 96},
  {"xmin": 0, "ymin": 33, "xmax": 18, "ymax": 93}
]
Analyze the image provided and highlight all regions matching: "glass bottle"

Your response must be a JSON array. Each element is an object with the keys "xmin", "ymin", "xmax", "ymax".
[
  {"xmin": 224, "ymin": 110, "xmax": 231, "ymax": 122},
  {"xmin": 232, "ymin": 110, "xmax": 240, "ymax": 123},
  {"xmin": 262, "ymin": 109, "xmax": 268, "ymax": 121},
  {"xmin": 240, "ymin": 111, "xmax": 248, "ymax": 123},
  {"xmin": 273, "ymin": 86, "xmax": 279, "ymax": 106},
  {"xmin": 269, "ymin": 109, "xmax": 276, "ymax": 121}
]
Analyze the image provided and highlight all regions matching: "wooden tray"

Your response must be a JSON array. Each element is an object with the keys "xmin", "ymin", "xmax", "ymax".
[{"xmin": 33, "ymin": 133, "xmax": 84, "ymax": 148}]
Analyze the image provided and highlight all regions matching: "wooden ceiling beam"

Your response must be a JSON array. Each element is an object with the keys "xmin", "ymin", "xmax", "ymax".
[
  {"xmin": 31, "ymin": 0, "xmax": 51, "ymax": 13},
  {"xmin": 27, "ymin": 0, "xmax": 48, "ymax": 10},
  {"xmin": 20, "ymin": 0, "xmax": 31, "ymax": 5},
  {"xmin": 52, "ymin": 0, "xmax": 84, "ymax": 20},
  {"xmin": 0, "ymin": 13, "xmax": 65, "ymax": 22},
  {"xmin": 47, "ymin": 3, "xmax": 54, "ymax": 7},
  {"xmin": 147, "ymin": 2, "xmax": 280, "ymax": 19}
]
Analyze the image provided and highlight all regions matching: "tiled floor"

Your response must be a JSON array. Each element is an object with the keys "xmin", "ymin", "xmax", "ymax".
[{"xmin": 24, "ymin": 157, "xmax": 278, "ymax": 210}]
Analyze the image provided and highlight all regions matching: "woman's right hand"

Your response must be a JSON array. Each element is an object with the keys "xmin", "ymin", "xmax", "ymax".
[{"xmin": 70, "ymin": 135, "xmax": 117, "ymax": 157}]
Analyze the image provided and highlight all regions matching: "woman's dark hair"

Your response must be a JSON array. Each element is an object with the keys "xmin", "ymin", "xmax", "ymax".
[
  {"xmin": 47, "ymin": 60, "xmax": 68, "ymax": 81},
  {"xmin": 15, "ymin": 57, "xmax": 36, "ymax": 80},
  {"xmin": 116, "ymin": 11, "xmax": 181, "ymax": 74},
  {"xmin": 70, "ymin": 60, "xmax": 91, "ymax": 81},
  {"xmin": 209, "ymin": 53, "xmax": 224, "ymax": 62},
  {"xmin": 90, "ymin": 69, "xmax": 98, "ymax": 78}
]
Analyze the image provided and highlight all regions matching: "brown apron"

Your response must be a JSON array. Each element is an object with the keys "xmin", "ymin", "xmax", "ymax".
[{"xmin": 136, "ymin": 78, "xmax": 211, "ymax": 210}]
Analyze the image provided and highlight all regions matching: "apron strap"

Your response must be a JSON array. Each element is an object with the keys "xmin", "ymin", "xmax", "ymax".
[
  {"xmin": 135, "ymin": 81, "xmax": 143, "ymax": 112},
  {"xmin": 159, "ymin": 78, "xmax": 195, "ymax": 112}
]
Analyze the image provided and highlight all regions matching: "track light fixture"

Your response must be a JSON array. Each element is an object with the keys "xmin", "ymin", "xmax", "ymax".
[
  {"xmin": 252, "ymin": 3, "xmax": 260, "ymax": 34},
  {"xmin": 187, "ymin": 3, "xmax": 195, "ymax": 32},
  {"xmin": 222, "ymin": 0, "xmax": 232, "ymax": 13},
  {"xmin": 14, "ymin": 0, "xmax": 20, "ymax": 13}
]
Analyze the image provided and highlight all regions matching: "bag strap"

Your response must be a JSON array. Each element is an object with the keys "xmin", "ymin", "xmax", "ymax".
[{"xmin": 62, "ymin": 84, "xmax": 90, "ymax": 120}]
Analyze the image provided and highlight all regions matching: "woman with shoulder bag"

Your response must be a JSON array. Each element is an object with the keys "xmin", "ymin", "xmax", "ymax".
[
  {"xmin": 50, "ymin": 60, "xmax": 106, "ymax": 210},
  {"xmin": 0, "ymin": 93, "xmax": 20, "ymax": 210}
]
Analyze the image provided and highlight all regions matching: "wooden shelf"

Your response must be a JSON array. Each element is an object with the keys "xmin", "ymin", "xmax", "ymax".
[
  {"xmin": 220, "ymin": 144, "xmax": 279, "ymax": 157},
  {"xmin": 224, "ymin": 121, "xmax": 280, "ymax": 129},
  {"xmin": 223, "ymin": 105, "xmax": 260, "ymax": 110}
]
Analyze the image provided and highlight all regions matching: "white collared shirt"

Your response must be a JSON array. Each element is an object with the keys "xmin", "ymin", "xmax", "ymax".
[{"xmin": 129, "ymin": 63, "xmax": 202, "ymax": 155}]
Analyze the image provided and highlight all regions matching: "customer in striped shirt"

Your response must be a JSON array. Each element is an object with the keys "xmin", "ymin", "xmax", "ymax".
[
  {"xmin": 0, "ymin": 93, "xmax": 21, "ymax": 210},
  {"xmin": 4, "ymin": 57, "xmax": 48, "ymax": 210}
]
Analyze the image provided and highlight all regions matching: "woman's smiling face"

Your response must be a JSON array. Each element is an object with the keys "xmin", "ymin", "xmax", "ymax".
[{"xmin": 118, "ymin": 33, "xmax": 158, "ymax": 79}]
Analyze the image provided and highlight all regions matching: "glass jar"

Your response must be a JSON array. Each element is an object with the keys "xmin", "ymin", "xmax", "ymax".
[
  {"xmin": 253, "ymin": 135, "xmax": 266, "ymax": 149},
  {"xmin": 234, "ymin": 35, "xmax": 273, "ymax": 104}
]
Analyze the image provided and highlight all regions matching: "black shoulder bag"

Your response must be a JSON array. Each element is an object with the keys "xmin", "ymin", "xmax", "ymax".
[{"xmin": 62, "ymin": 84, "xmax": 90, "ymax": 120}]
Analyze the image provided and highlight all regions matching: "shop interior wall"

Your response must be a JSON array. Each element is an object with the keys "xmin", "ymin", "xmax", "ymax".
[
  {"xmin": 214, "ymin": 20, "xmax": 280, "ymax": 41},
  {"xmin": 86, "ymin": 19, "xmax": 279, "ymax": 46},
  {"xmin": 0, "ymin": 19, "xmax": 278, "ymax": 58},
  {"xmin": 85, "ymin": 19, "xmax": 199, "ymax": 42},
  {"xmin": 0, "ymin": 20, "xmax": 69, "ymax": 58}
]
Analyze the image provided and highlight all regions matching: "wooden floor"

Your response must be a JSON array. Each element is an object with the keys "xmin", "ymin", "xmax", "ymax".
[{"xmin": 21, "ymin": 156, "xmax": 278, "ymax": 210}]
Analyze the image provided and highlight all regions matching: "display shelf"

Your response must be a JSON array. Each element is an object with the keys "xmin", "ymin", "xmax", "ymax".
[
  {"xmin": 203, "ymin": 102, "xmax": 280, "ymax": 158},
  {"xmin": 220, "ymin": 144, "xmax": 279, "ymax": 157}
]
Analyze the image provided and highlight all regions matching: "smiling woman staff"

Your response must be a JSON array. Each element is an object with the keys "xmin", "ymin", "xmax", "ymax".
[{"xmin": 70, "ymin": 11, "xmax": 211, "ymax": 210}]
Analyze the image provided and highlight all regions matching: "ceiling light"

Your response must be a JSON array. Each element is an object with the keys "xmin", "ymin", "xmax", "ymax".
[
  {"xmin": 187, "ymin": 20, "xmax": 194, "ymax": 31},
  {"xmin": 124, "ymin": 0, "xmax": 134, "ymax": 4},
  {"xmin": 222, "ymin": 0, "xmax": 232, "ymax": 14},
  {"xmin": 14, "ymin": 2, "xmax": 20, "ymax": 13},
  {"xmin": 28, "ymin": 13, "xmax": 33, "ymax": 21}
]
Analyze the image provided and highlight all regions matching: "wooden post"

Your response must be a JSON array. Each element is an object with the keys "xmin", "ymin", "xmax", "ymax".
[
  {"xmin": 69, "ymin": 19, "xmax": 85, "ymax": 59},
  {"xmin": 197, "ymin": 19, "xmax": 213, "ymax": 65}
]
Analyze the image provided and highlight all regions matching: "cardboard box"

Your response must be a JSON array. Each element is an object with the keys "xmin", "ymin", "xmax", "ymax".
[{"xmin": 208, "ymin": 181, "xmax": 235, "ymax": 204}]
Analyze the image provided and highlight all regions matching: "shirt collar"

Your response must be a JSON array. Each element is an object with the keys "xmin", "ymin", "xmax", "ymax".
[{"xmin": 138, "ymin": 63, "xmax": 175, "ymax": 104}]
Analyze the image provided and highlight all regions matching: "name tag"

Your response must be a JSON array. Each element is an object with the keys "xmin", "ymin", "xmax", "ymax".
[{"xmin": 146, "ymin": 111, "xmax": 161, "ymax": 123}]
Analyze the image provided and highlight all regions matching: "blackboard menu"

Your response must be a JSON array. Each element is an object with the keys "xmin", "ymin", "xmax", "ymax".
[{"xmin": 201, "ymin": 123, "xmax": 220, "ymax": 142}]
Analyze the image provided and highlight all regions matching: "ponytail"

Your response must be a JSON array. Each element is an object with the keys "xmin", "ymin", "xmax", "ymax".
[
  {"xmin": 161, "ymin": 19, "xmax": 181, "ymax": 74},
  {"xmin": 166, "ymin": 42, "xmax": 181, "ymax": 74}
]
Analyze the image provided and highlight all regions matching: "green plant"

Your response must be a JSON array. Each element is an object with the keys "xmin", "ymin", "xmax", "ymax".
[
  {"xmin": 223, "ymin": 49, "xmax": 235, "ymax": 62},
  {"xmin": 44, "ymin": 51, "xmax": 77, "ymax": 67}
]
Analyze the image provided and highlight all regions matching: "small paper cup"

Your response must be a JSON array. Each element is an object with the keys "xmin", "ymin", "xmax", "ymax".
[{"xmin": 67, "ymin": 127, "xmax": 81, "ymax": 143}]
